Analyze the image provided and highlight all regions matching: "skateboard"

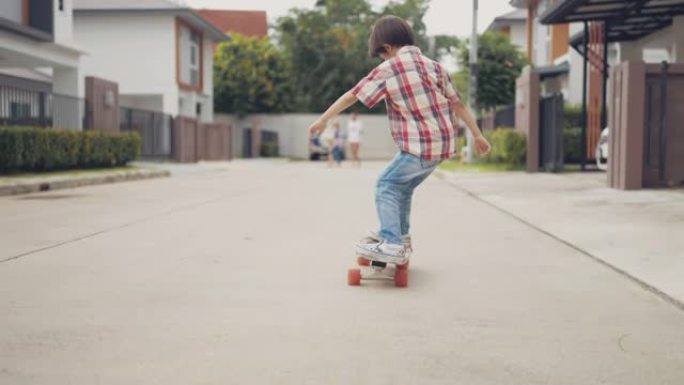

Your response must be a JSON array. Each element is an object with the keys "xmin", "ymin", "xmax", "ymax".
[{"xmin": 347, "ymin": 256, "xmax": 410, "ymax": 287}]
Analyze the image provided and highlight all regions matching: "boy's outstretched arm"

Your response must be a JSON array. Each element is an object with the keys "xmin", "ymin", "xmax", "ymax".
[
  {"xmin": 452, "ymin": 100, "xmax": 492, "ymax": 156},
  {"xmin": 308, "ymin": 91, "xmax": 359, "ymax": 135}
]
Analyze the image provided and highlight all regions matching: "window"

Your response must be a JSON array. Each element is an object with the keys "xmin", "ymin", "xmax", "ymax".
[
  {"xmin": 10, "ymin": 102, "xmax": 31, "ymax": 120},
  {"xmin": 59, "ymin": 0, "xmax": 64, "ymax": 11},
  {"xmin": 178, "ymin": 22, "xmax": 203, "ymax": 90}
]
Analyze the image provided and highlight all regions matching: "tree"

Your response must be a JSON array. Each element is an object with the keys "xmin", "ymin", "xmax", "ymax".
[
  {"xmin": 275, "ymin": 0, "xmax": 376, "ymax": 112},
  {"xmin": 457, "ymin": 31, "xmax": 527, "ymax": 111},
  {"xmin": 275, "ymin": 0, "xmax": 459, "ymax": 112},
  {"xmin": 214, "ymin": 33, "xmax": 294, "ymax": 116}
]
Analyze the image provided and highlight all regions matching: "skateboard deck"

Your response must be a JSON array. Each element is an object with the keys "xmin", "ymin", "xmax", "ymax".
[{"xmin": 348, "ymin": 256, "xmax": 409, "ymax": 287}]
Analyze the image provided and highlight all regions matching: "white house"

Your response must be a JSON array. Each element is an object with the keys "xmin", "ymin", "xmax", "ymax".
[
  {"xmin": 72, "ymin": 0, "xmax": 229, "ymax": 123},
  {"xmin": 486, "ymin": 9, "xmax": 527, "ymax": 54},
  {"xmin": 0, "ymin": 0, "xmax": 84, "ymax": 128}
]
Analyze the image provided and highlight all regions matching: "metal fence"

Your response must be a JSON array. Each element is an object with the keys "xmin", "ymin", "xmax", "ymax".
[
  {"xmin": 494, "ymin": 104, "xmax": 516, "ymax": 128},
  {"xmin": 539, "ymin": 94, "xmax": 565, "ymax": 172},
  {"xmin": 120, "ymin": 107, "xmax": 174, "ymax": 158},
  {"xmin": 0, "ymin": 85, "xmax": 86, "ymax": 129},
  {"xmin": 476, "ymin": 104, "xmax": 516, "ymax": 131}
]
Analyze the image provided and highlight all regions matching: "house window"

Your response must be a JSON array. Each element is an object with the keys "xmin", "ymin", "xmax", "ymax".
[
  {"xmin": 11, "ymin": 102, "xmax": 31, "ymax": 120},
  {"xmin": 59, "ymin": 0, "xmax": 64, "ymax": 11},
  {"xmin": 178, "ymin": 21, "xmax": 203, "ymax": 90},
  {"xmin": 545, "ymin": 25, "xmax": 552, "ymax": 64}
]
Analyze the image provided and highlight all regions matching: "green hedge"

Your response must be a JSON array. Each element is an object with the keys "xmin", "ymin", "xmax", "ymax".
[
  {"xmin": 482, "ymin": 128, "xmax": 526, "ymax": 166},
  {"xmin": 260, "ymin": 142, "xmax": 279, "ymax": 158},
  {"xmin": 564, "ymin": 105, "xmax": 583, "ymax": 129},
  {"xmin": 563, "ymin": 127, "xmax": 582, "ymax": 164},
  {"xmin": 0, "ymin": 126, "xmax": 141, "ymax": 173},
  {"xmin": 457, "ymin": 128, "xmax": 526, "ymax": 167}
]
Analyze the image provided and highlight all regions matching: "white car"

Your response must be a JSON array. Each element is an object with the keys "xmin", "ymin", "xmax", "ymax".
[{"xmin": 595, "ymin": 128, "xmax": 609, "ymax": 171}]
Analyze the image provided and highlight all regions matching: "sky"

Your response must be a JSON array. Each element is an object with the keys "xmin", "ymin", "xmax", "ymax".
[{"xmin": 182, "ymin": 0, "xmax": 517, "ymax": 38}]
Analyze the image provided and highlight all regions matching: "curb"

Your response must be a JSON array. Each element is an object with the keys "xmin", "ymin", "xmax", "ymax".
[{"xmin": 0, "ymin": 169, "xmax": 171, "ymax": 197}]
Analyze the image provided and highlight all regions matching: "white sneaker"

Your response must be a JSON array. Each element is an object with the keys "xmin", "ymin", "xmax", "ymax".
[
  {"xmin": 355, "ymin": 240, "xmax": 407, "ymax": 265},
  {"xmin": 361, "ymin": 231, "xmax": 413, "ymax": 257}
]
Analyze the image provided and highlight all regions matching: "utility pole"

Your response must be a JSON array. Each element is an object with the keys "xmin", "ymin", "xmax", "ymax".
[{"xmin": 467, "ymin": 0, "xmax": 479, "ymax": 163}]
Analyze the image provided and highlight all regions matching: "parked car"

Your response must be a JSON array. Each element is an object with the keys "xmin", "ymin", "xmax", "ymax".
[{"xmin": 595, "ymin": 127, "xmax": 609, "ymax": 171}]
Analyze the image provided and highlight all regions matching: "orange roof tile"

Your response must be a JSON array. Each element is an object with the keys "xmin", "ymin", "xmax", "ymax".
[{"xmin": 195, "ymin": 9, "xmax": 268, "ymax": 38}]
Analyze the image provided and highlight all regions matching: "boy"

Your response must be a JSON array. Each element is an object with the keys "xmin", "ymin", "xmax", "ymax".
[{"xmin": 308, "ymin": 15, "xmax": 491, "ymax": 265}]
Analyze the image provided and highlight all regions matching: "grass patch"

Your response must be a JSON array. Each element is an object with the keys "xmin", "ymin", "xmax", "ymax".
[{"xmin": 439, "ymin": 160, "xmax": 523, "ymax": 173}]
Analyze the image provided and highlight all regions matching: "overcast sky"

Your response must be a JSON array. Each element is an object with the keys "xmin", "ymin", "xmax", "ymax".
[{"xmin": 183, "ymin": 0, "xmax": 517, "ymax": 38}]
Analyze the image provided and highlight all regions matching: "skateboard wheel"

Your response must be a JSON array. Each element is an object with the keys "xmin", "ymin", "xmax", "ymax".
[
  {"xmin": 396, "ymin": 260, "xmax": 410, "ymax": 270},
  {"xmin": 348, "ymin": 269, "xmax": 362, "ymax": 286},
  {"xmin": 394, "ymin": 269, "xmax": 408, "ymax": 287},
  {"xmin": 357, "ymin": 257, "xmax": 371, "ymax": 266}
]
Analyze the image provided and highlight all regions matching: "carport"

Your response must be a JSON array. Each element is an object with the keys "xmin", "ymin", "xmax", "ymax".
[{"xmin": 540, "ymin": 0, "xmax": 684, "ymax": 189}]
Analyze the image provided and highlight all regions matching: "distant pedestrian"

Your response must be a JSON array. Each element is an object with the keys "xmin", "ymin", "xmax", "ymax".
[
  {"xmin": 347, "ymin": 112, "xmax": 364, "ymax": 167},
  {"xmin": 328, "ymin": 120, "xmax": 344, "ymax": 167}
]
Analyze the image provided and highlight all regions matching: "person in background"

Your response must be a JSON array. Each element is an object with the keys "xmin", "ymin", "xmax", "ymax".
[
  {"xmin": 328, "ymin": 120, "xmax": 344, "ymax": 167},
  {"xmin": 347, "ymin": 112, "xmax": 364, "ymax": 167}
]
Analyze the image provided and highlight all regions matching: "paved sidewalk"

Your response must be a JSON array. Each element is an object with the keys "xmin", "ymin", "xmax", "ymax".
[
  {"xmin": 437, "ymin": 170, "xmax": 684, "ymax": 308},
  {"xmin": 1, "ymin": 161, "xmax": 683, "ymax": 385}
]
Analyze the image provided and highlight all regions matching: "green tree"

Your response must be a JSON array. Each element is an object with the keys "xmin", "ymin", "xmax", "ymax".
[
  {"xmin": 457, "ymin": 31, "xmax": 527, "ymax": 111},
  {"xmin": 214, "ymin": 33, "xmax": 294, "ymax": 116},
  {"xmin": 275, "ymin": 0, "xmax": 459, "ymax": 112},
  {"xmin": 275, "ymin": 0, "xmax": 376, "ymax": 112}
]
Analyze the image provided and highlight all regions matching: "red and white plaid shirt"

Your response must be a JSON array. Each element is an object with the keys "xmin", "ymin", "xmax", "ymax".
[{"xmin": 351, "ymin": 46, "xmax": 460, "ymax": 160}]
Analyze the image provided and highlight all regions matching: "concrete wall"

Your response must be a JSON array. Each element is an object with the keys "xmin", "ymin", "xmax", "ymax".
[
  {"xmin": 510, "ymin": 22, "xmax": 527, "ymax": 53},
  {"xmin": 0, "ymin": 0, "xmax": 23, "ymax": 24},
  {"xmin": 215, "ymin": 113, "xmax": 398, "ymax": 160},
  {"xmin": 53, "ymin": 0, "xmax": 74, "ymax": 46}
]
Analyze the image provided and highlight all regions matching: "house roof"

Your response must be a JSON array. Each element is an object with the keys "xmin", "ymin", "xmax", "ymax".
[
  {"xmin": 73, "ymin": 0, "xmax": 187, "ymax": 11},
  {"xmin": 73, "ymin": 0, "xmax": 230, "ymax": 41},
  {"xmin": 195, "ymin": 10, "xmax": 268, "ymax": 38},
  {"xmin": 487, "ymin": 9, "xmax": 527, "ymax": 32},
  {"xmin": 509, "ymin": 0, "xmax": 529, "ymax": 8},
  {"xmin": 540, "ymin": 0, "xmax": 684, "ymax": 42},
  {"xmin": 536, "ymin": 61, "xmax": 570, "ymax": 80}
]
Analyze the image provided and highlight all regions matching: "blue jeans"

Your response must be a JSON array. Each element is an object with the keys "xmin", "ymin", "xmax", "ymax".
[{"xmin": 376, "ymin": 152, "xmax": 441, "ymax": 245}]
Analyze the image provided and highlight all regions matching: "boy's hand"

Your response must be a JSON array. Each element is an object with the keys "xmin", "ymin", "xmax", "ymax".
[
  {"xmin": 308, "ymin": 119, "xmax": 326, "ymax": 137},
  {"xmin": 474, "ymin": 135, "xmax": 492, "ymax": 157}
]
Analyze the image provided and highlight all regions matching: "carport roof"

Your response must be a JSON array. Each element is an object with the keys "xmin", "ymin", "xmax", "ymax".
[{"xmin": 540, "ymin": 0, "xmax": 684, "ymax": 42}]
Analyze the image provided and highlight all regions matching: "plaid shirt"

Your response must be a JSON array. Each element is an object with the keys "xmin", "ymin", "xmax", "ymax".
[{"xmin": 351, "ymin": 46, "xmax": 460, "ymax": 160}]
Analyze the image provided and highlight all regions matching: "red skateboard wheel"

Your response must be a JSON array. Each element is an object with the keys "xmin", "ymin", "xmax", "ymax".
[
  {"xmin": 394, "ymin": 269, "xmax": 408, "ymax": 287},
  {"xmin": 348, "ymin": 269, "xmax": 362, "ymax": 286},
  {"xmin": 357, "ymin": 257, "xmax": 371, "ymax": 266}
]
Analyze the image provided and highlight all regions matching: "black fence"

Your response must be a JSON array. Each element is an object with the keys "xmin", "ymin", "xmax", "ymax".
[
  {"xmin": 120, "ymin": 107, "xmax": 173, "ymax": 158},
  {"xmin": 494, "ymin": 104, "xmax": 515, "ymax": 128},
  {"xmin": 539, "ymin": 94, "xmax": 565, "ymax": 172},
  {"xmin": 476, "ymin": 103, "xmax": 516, "ymax": 131},
  {"xmin": 0, "ymin": 85, "xmax": 87, "ymax": 129}
]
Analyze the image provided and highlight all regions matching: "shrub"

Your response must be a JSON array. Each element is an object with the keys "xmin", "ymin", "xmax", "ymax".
[
  {"xmin": 260, "ymin": 141, "xmax": 279, "ymax": 158},
  {"xmin": 564, "ymin": 127, "xmax": 582, "ymax": 164},
  {"xmin": 482, "ymin": 127, "xmax": 527, "ymax": 166},
  {"xmin": 0, "ymin": 126, "xmax": 141, "ymax": 173},
  {"xmin": 564, "ymin": 105, "xmax": 583, "ymax": 128}
]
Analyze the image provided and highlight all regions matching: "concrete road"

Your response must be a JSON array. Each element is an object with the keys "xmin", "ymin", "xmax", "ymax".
[{"xmin": 1, "ymin": 160, "xmax": 683, "ymax": 385}]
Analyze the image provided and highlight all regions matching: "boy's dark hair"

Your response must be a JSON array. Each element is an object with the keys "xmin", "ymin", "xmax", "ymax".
[{"xmin": 369, "ymin": 15, "xmax": 415, "ymax": 58}]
